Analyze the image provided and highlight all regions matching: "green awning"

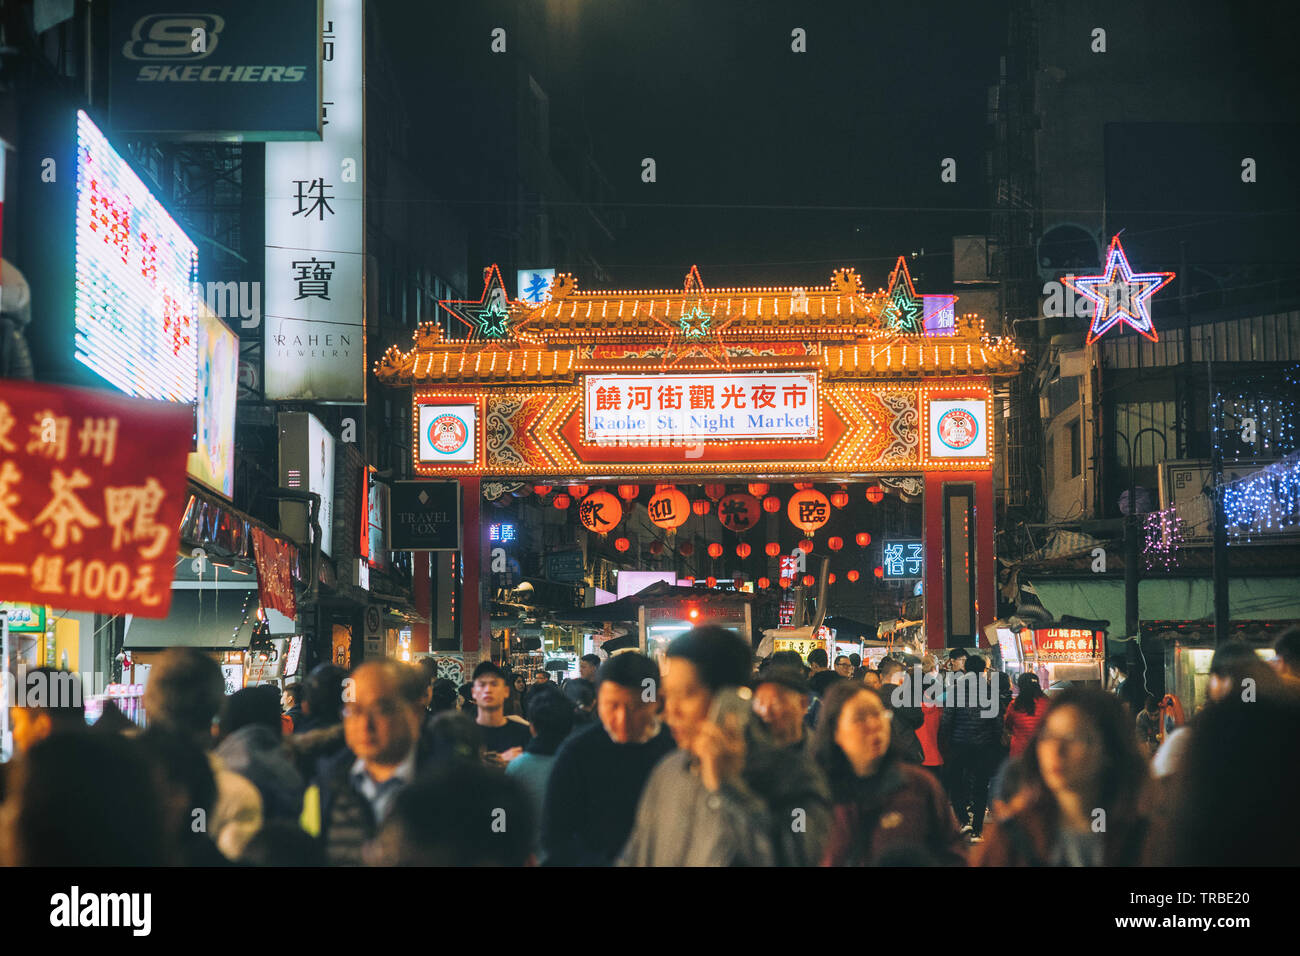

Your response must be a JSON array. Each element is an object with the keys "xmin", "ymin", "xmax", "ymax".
[
  {"xmin": 125, "ymin": 588, "xmax": 260, "ymax": 649},
  {"xmin": 1027, "ymin": 577, "xmax": 1300, "ymax": 636}
]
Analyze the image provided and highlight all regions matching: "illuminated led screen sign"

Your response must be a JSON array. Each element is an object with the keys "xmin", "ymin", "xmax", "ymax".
[
  {"xmin": 75, "ymin": 110, "xmax": 198, "ymax": 403},
  {"xmin": 108, "ymin": 0, "xmax": 322, "ymax": 140},
  {"xmin": 418, "ymin": 404, "xmax": 477, "ymax": 464},
  {"xmin": 1030, "ymin": 627, "xmax": 1102, "ymax": 662},
  {"xmin": 265, "ymin": 0, "xmax": 364, "ymax": 401},
  {"xmin": 928, "ymin": 400, "xmax": 988, "ymax": 459},
  {"xmin": 881, "ymin": 540, "xmax": 925, "ymax": 579},
  {"xmin": 187, "ymin": 304, "xmax": 238, "ymax": 498},
  {"xmin": 278, "ymin": 411, "xmax": 336, "ymax": 557},
  {"xmin": 583, "ymin": 373, "xmax": 819, "ymax": 444}
]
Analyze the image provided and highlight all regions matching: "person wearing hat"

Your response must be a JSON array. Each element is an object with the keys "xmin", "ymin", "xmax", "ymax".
[
  {"xmin": 753, "ymin": 665, "xmax": 813, "ymax": 755},
  {"xmin": 472, "ymin": 661, "xmax": 533, "ymax": 764}
]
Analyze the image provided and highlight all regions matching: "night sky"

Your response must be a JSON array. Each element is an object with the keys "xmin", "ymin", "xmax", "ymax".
[{"xmin": 379, "ymin": 0, "xmax": 1299, "ymax": 294}]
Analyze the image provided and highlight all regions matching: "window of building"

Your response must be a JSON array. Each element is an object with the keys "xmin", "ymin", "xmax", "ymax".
[{"xmin": 1068, "ymin": 419, "xmax": 1082, "ymax": 478}]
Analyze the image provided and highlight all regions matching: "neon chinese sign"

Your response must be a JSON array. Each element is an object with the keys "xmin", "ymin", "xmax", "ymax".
[
  {"xmin": 882, "ymin": 540, "xmax": 924, "ymax": 578},
  {"xmin": 75, "ymin": 111, "xmax": 198, "ymax": 403}
]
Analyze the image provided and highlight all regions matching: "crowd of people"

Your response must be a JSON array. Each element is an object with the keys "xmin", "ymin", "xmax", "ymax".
[{"xmin": 1, "ymin": 626, "xmax": 1297, "ymax": 867}]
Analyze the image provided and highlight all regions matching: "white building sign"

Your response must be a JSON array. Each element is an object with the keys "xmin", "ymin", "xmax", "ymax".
[
  {"xmin": 418, "ymin": 404, "xmax": 477, "ymax": 464},
  {"xmin": 583, "ymin": 372, "xmax": 818, "ymax": 444},
  {"xmin": 928, "ymin": 400, "xmax": 988, "ymax": 459},
  {"xmin": 264, "ymin": 0, "xmax": 364, "ymax": 401}
]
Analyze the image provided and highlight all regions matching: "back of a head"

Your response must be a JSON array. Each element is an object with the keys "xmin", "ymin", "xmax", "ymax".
[
  {"xmin": 138, "ymin": 726, "xmax": 218, "ymax": 820},
  {"xmin": 1274, "ymin": 627, "xmax": 1300, "ymax": 674},
  {"xmin": 221, "ymin": 685, "xmax": 283, "ymax": 737},
  {"xmin": 303, "ymin": 663, "xmax": 346, "ymax": 725},
  {"xmin": 426, "ymin": 710, "xmax": 484, "ymax": 764},
  {"xmin": 964, "ymin": 654, "xmax": 987, "ymax": 674},
  {"xmin": 6, "ymin": 734, "xmax": 171, "ymax": 865},
  {"xmin": 561, "ymin": 676, "xmax": 595, "ymax": 709},
  {"xmin": 380, "ymin": 761, "xmax": 535, "ymax": 865},
  {"xmin": 418, "ymin": 656, "xmax": 440, "ymax": 684},
  {"xmin": 770, "ymin": 650, "xmax": 803, "ymax": 670},
  {"xmin": 429, "ymin": 678, "xmax": 459, "ymax": 713},
  {"xmin": 526, "ymin": 687, "xmax": 576, "ymax": 749},
  {"xmin": 394, "ymin": 661, "xmax": 430, "ymax": 707},
  {"xmin": 580, "ymin": 653, "xmax": 602, "ymax": 669},
  {"xmin": 1210, "ymin": 641, "xmax": 1283, "ymax": 698},
  {"xmin": 143, "ymin": 647, "xmax": 224, "ymax": 740},
  {"xmin": 597, "ymin": 651, "xmax": 660, "ymax": 693},
  {"xmin": 666, "ymin": 626, "xmax": 753, "ymax": 692},
  {"xmin": 878, "ymin": 658, "xmax": 905, "ymax": 682},
  {"xmin": 807, "ymin": 647, "xmax": 829, "ymax": 668}
]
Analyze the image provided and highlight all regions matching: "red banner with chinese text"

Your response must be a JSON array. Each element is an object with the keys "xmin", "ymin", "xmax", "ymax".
[
  {"xmin": 0, "ymin": 379, "xmax": 193, "ymax": 617},
  {"xmin": 250, "ymin": 525, "xmax": 297, "ymax": 622}
]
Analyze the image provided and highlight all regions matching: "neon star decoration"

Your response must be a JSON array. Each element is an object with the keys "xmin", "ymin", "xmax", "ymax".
[
  {"xmin": 653, "ymin": 265, "xmax": 737, "ymax": 369},
  {"xmin": 1063, "ymin": 235, "xmax": 1175, "ymax": 345},
  {"xmin": 879, "ymin": 257, "xmax": 923, "ymax": 335},
  {"xmin": 440, "ymin": 264, "xmax": 517, "ymax": 341}
]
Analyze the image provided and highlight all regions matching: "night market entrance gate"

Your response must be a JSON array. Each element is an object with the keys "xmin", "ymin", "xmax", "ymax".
[{"xmin": 376, "ymin": 262, "xmax": 1024, "ymax": 665}]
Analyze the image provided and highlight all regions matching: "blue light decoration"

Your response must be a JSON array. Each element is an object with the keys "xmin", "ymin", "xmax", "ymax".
[
  {"xmin": 517, "ymin": 268, "xmax": 556, "ymax": 305},
  {"xmin": 1221, "ymin": 452, "xmax": 1300, "ymax": 543},
  {"xmin": 881, "ymin": 540, "xmax": 924, "ymax": 578},
  {"xmin": 1062, "ymin": 234, "xmax": 1175, "ymax": 346},
  {"xmin": 75, "ymin": 110, "xmax": 199, "ymax": 403},
  {"xmin": 488, "ymin": 523, "xmax": 517, "ymax": 544}
]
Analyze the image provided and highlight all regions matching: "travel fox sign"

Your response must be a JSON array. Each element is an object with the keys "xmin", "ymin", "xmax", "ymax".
[
  {"xmin": 583, "ymin": 373, "xmax": 819, "ymax": 444},
  {"xmin": 0, "ymin": 379, "xmax": 194, "ymax": 617}
]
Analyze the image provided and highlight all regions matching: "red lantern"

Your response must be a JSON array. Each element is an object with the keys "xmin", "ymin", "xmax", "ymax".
[
  {"xmin": 717, "ymin": 493, "xmax": 761, "ymax": 532},
  {"xmin": 706, "ymin": 576, "xmax": 718, "ymax": 588},
  {"xmin": 704, "ymin": 483, "xmax": 727, "ymax": 501},
  {"xmin": 747, "ymin": 482, "xmax": 770, "ymax": 497},
  {"xmin": 874, "ymin": 566, "xmax": 885, "ymax": 578},
  {"xmin": 692, "ymin": 499, "xmax": 711, "ymax": 517},
  {"xmin": 831, "ymin": 491, "xmax": 850, "ymax": 509},
  {"xmin": 794, "ymin": 482, "xmax": 813, "ymax": 491},
  {"xmin": 569, "ymin": 484, "xmax": 590, "ymax": 498},
  {"xmin": 758, "ymin": 577, "xmax": 771, "ymax": 590},
  {"xmin": 735, "ymin": 542, "xmax": 751, "ymax": 559},
  {"xmin": 648, "ymin": 488, "xmax": 689, "ymax": 530},
  {"xmin": 617, "ymin": 484, "xmax": 639, "ymax": 501},
  {"xmin": 827, "ymin": 536, "xmax": 844, "ymax": 551},
  {"xmin": 847, "ymin": 569, "xmax": 860, "ymax": 582},
  {"xmin": 553, "ymin": 493, "xmax": 571, "ymax": 510},
  {"xmin": 765, "ymin": 542, "xmax": 781, "ymax": 557},
  {"xmin": 679, "ymin": 541, "xmax": 695, "ymax": 557},
  {"xmin": 614, "ymin": 537, "xmax": 631, "ymax": 553},
  {"xmin": 779, "ymin": 576, "xmax": 792, "ymax": 589},
  {"xmin": 787, "ymin": 489, "xmax": 831, "ymax": 534},
  {"xmin": 802, "ymin": 574, "xmax": 815, "ymax": 587},
  {"xmin": 649, "ymin": 540, "xmax": 664, "ymax": 556},
  {"xmin": 828, "ymin": 573, "xmax": 837, "ymax": 584},
  {"xmin": 798, "ymin": 539, "xmax": 814, "ymax": 554},
  {"xmin": 533, "ymin": 485, "xmax": 552, "ymax": 496},
  {"xmin": 865, "ymin": 485, "xmax": 885, "ymax": 504},
  {"xmin": 707, "ymin": 542, "xmax": 724, "ymax": 559},
  {"xmin": 681, "ymin": 576, "xmax": 695, "ymax": 586},
  {"xmin": 856, "ymin": 532, "xmax": 872, "ymax": 547},
  {"xmin": 762, "ymin": 496, "xmax": 781, "ymax": 514},
  {"xmin": 578, "ymin": 491, "xmax": 623, "ymax": 534}
]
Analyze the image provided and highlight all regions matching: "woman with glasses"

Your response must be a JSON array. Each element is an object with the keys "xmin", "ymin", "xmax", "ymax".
[
  {"xmin": 976, "ymin": 689, "xmax": 1149, "ymax": 866},
  {"xmin": 813, "ymin": 682, "xmax": 967, "ymax": 866}
]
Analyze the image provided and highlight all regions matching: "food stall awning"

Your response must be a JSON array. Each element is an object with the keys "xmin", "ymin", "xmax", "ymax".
[
  {"xmin": 124, "ymin": 588, "xmax": 260, "ymax": 649},
  {"xmin": 1027, "ymin": 577, "xmax": 1300, "ymax": 632},
  {"xmin": 552, "ymin": 580, "xmax": 753, "ymax": 626}
]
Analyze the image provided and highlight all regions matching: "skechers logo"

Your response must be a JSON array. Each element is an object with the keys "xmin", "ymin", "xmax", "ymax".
[
  {"xmin": 122, "ymin": 14, "xmax": 225, "ymax": 61},
  {"xmin": 50, "ymin": 886, "xmax": 151, "ymax": 937}
]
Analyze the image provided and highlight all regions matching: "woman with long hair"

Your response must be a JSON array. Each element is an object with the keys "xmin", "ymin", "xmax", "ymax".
[
  {"xmin": 976, "ymin": 689, "xmax": 1149, "ymax": 866},
  {"xmin": 813, "ymin": 681, "xmax": 966, "ymax": 866},
  {"xmin": 1004, "ymin": 673, "xmax": 1050, "ymax": 758}
]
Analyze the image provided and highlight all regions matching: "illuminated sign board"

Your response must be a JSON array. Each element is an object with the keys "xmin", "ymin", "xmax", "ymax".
[
  {"xmin": 488, "ymin": 523, "xmax": 517, "ymax": 544},
  {"xmin": 187, "ymin": 303, "xmax": 237, "ymax": 497},
  {"xmin": 361, "ymin": 465, "xmax": 388, "ymax": 569},
  {"xmin": 1031, "ymin": 627, "xmax": 1102, "ymax": 662},
  {"xmin": 264, "ymin": 0, "xmax": 364, "ymax": 401},
  {"xmin": 584, "ymin": 372, "xmax": 818, "ymax": 444},
  {"xmin": 0, "ymin": 603, "xmax": 47, "ymax": 633},
  {"xmin": 278, "ymin": 411, "xmax": 336, "ymax": 556},
  {"xmin": 517, "ymin": 268, "xmax": 555, "ymax": 305},
  {"xmin": 418, "ymin": 404, "xmax": 476, "ymax": 464},
  {"xmin": 922, "ymin": 294, "xmax": 956, "ymax": 336},
  {"xmin": 75, "ymin": 110, "xmax": 198, "ymax": 403},
  {"xmin": 881, "ymin": 540, "xmax": 924, "ymax": 578},
  {"xmin": 928, "ymin": 399, "xmax": 988, "ymax": 459}
]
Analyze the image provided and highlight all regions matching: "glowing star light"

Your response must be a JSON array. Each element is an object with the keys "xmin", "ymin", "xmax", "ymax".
[
  {"xmin": 440, "ymin": 264, "xmax": 517, "ymax": 340},
  {"xmin": 653, "ymin": 264, "xmax": 738, "ymax": 370},
  {"xmin": 1063, "ymin": 236, "xmax": 1174, "ymax": 345},
  {"xmin": 879, "ymin": 257, "xmax": 924, "ymax": 335}
]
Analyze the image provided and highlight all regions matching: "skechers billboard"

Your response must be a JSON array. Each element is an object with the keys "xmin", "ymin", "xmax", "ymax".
[{"xmin": 109, "ymin": 0, "xmax": 322, "ymax": 140}]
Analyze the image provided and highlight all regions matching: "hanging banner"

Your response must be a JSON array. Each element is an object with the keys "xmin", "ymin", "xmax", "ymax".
[
  {"xmin": 250, "ymin": 525, "xmax": 298, "ymax": 620},
  {"xmin": 264, "ymin": 0, "xmax": 364, "ymax": 401},
  {"xmin": 0, "ymin": 379, "xmax": 193, "ymax": 617}
]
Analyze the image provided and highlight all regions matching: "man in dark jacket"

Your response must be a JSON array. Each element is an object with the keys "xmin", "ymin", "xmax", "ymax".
[
  {"xmin": 879, "ymin": 658, "xmax": 925, "ymax": 765},
  {"xmin": 217, "ymin": 686, "xmax": 305, "ymax": 823},
  {"xmin": 313, "ymin": 661, "xmax": 430, "ymax": 866},
  {"xmin": 939, "ymin": 655, "xmax": 1004, "ymax": 839}
]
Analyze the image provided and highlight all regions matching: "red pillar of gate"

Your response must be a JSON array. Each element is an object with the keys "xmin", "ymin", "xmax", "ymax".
[
  {"xmin": 460, "ymin": 476, "xmax": 488, "ymax": 664},
  {"xmin": 923, "ymin": 470, "xmax": 996, "ymax": 650},
  {"xmin": 411, "ymin": 552, "xmax": 431, "ymax": 654}
]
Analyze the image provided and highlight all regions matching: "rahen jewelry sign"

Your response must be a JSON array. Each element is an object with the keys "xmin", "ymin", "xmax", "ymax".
[{"xmin": 583, "ymin": 373, "xmax": 818, "ymax": 444}]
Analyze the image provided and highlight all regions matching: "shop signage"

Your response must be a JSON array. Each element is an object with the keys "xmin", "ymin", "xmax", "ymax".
[
  {"xmin": 251, "ymin": 526, "xmax": 298, "ymax": 621},
  {"xmin": 388, "ymin": 480, "xmax": 460, "ymax": 551},
  {"xmin": 517, "ymin": 268, "xmax": 555, "ymax": 305},
  {"xmin": 773, "ymin": 637, "xmax": 826, "ymax": 660},
  {"xmin": 0, "ymin": 603, "xmax": 46, "ymax": 632},
  {"xmin": 583, "ymin": 372, "xmax": 818, "ymax": 444},
  {"xmin": 1031, "ymin": 627, "xmax": 1101, "ymax": 661},
  {"xmin": 361, "ymin": 465, "xmax": 388, "ymax": 567},
  {"xmin": 0, "ymin": 379, "xmax": 193, "ymax": 617},
  {"xmin": 881, "ymin": 540, "xmax": 925, "ymax": 578},
  {"xmin": 108, "ymin": 0, "xmax": 322, "ymax": 140},
  {"xmin": 187, "ymin": 303, "xmax": 238, "ymax": 498},
  {"xmin": 278, "ymin": 411, "xmax": 336, "ymax": 556},
  {"xmin": 545, "ymin": 549, "xmax": 586, "ymax": 583},
  {"xmin": 418, "ymin": 404, "xmax": 477, "ymax": 464},
  {"xmin": 928, "ymin": 400, "xmax": 988, "ymax": 459},
  {"xmin": 75, "ymin": 110, "xmax": 199, "ymax": 403},
  {"xmin": 264, "ymin": 0, "xmax": 365, "ymax": 401}
]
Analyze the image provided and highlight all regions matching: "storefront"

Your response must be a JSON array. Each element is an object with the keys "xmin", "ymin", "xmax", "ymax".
[{"xmin": 377, "ymin": 262, "xmax": 1024, "ymax": 662}]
